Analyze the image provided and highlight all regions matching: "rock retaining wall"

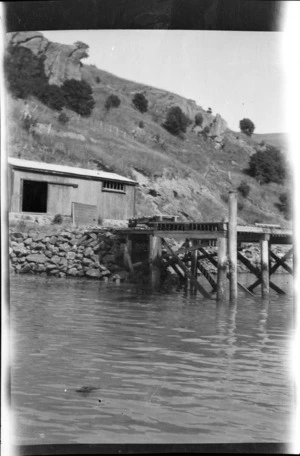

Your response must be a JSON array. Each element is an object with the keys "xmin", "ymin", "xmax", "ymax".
[{"xmin": 9, "ymin": 228, "xmax": 130, "ymax": 282}]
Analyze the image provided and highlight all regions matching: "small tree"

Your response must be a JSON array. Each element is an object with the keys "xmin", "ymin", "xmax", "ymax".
[
  {"xmin": 194, "ymin": 113, "xmax": 203, "ymax": 127},
  {"xmin": 105, "ymin": 94, "xmax": 121, "ymax": 111},
  {"xmin": 277, "ymin": 192, "xmax": 292, "ymax": 220},
  {"xmin": 132, "ymin": 92, "xmax": 148, "ymax": 113},
  {"xmin": 163, "ymin": 106, "xmax": 190, "ymax": 137},
  {"xmin": 240, "ymin": 118, "xmax": 255, "ymax": 136},
  {"xmin": 247, "ymin": 145, "xmax": 286, "ymax": 184},
  {"xmin": 62, "ymin": 79, "xmax": 95, "ymax": 117},
  {"xmin": 237, "ymin": 181, "xmax": 250, "ymax": 198}
]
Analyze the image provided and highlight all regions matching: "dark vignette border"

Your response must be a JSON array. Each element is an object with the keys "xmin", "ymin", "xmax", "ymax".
[{"xmin": 2, "ymin": 1, "xmax": 289, "ymax": 455}]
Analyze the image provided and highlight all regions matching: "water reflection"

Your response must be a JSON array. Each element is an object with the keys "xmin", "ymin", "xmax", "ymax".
[{"xmin": 9, "ymin": 274, "xmax": 294, "ymax": 445}]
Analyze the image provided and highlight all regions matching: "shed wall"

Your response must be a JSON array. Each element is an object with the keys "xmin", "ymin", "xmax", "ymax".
[{"xmin": 10, "ymin": 169, "xmax": 136, "ymax": 220}]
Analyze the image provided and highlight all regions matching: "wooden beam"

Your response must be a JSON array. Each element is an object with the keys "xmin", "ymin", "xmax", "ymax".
[
  {"xmin": 149, "ymin": 235, "xmax": 162, "ymax": 288},
  {"xmin": 269, "ymin": 249, "xmax": 293, "ymax": 275},
  {"xmin": 190, "ymin": 240, "xmax": 198, "ymax": 295},
  {"xmin": 228, "ymin": 191, "xmax": 238, "ymax": 302},
  {"xmin": 238, "ymin": 252, "xmax": 285, "ymax": 295},
  {"xmin": 261, "ymin": 236, "xmax": 270, "ymax": 297},
  {"xmin": 124, "ymin": 244, "xmax": 134, "ymax": 274},
  {"xmin": 248, "ymin": 248, "xmax": 293, "ymax": 291},
  {"xmin": 197, "ymin": 260, "xmax": 217, "ymax": 291},
  {"xmin": 200, "ymin": 247, "xmax": 253, "ymax": 297},
  {"xmin": 161, "ymin": 238, "xmax": 212, "ymax": 299},
  {"xmin": 217, "ymin": 236, "xmax": 227, "ymax": 301}
]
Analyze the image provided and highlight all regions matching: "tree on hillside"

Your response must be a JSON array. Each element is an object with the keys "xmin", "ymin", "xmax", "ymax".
[
  {"xmin": 4, "ymin": 45, "xmax": 48, "ymax": 99},
  {"xmin": 62, "ymin": 79, "xmax": 95, "ymax": 117},
  {"xmin": 247, "ymin": 145, "xmax": 286, "ymax": 184},
  {"xmin": 240, "ymin": 118, "xmax": 255, "ymax": 136},
  {"xmin": 132, "ymin": 93, "xmax": 148, "ymax": 113},
  {"xmin": 194, "ymin": 112, "xmax": 203, "ymax": 127},
  {"xmin": 276, "ymin": 192, "xmax": 292, "ymax": 220},
  {"xmin": 105, "ymin": 94, "xmax": 121, "ymax": 111},
  {"xmin": 163, "ymin": 106, "xmax": 190, "ymax": 137},
  {"xmin": 40, "ymin": 84, "xmax": 65, "ymax": 111}
]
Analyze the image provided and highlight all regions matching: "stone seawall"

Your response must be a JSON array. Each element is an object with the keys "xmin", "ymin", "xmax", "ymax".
[{"xmin": 9, "ymin": 228, "xmax": 131, "ymax": 282}]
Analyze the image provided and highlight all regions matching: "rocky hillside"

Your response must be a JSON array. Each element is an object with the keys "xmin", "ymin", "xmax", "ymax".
[{"xmin": 5, "ymin": 31, "xmax": 292, "ymax": 227}]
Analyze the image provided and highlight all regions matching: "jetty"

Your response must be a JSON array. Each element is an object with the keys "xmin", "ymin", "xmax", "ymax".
[{"xmin": 117, "ymin": 192, "xmax": 293, "ymax": 301}]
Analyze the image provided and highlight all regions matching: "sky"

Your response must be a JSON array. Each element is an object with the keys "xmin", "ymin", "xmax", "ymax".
[{"xmin": 40, "ymin": 30, "xmax": 285, "ymax": 134}]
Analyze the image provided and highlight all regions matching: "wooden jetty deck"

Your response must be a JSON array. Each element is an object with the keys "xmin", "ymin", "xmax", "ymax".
[{"xmin": 117, "ymin": 192, "xmax": 293, "ymax": 301}]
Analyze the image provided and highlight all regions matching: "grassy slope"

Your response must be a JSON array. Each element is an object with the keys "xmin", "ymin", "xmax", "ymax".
[{"xmin": 6, "ymin": 63, "xmax": 292, "ymax": 227}]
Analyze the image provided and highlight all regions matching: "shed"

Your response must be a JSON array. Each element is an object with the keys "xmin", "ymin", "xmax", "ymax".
[{"xmin": 8, "ymin": 158, "xmax": 138, "ymax": 224}]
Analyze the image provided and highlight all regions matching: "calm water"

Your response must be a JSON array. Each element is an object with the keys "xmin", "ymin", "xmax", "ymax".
[{"xmin": 9, "ymin": 274, "xmax": 295, "ymax": 445}]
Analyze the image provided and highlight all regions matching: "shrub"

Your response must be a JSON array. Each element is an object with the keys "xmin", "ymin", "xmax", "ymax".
[
  {"xmin": 53, "ymin": 214, "xmax": 63, "ymax": 224},
  {"xmin": 163, "ymin": 106, "xmax": 190, "ymax": 137},
  {"xmin": 194, "ymin": 113, "xmax": 203, "ymax": 126},
  {"xmin": 237, "ymin": 181, "xmax": 251, "ymax": 198},
  {"xmin": 62, "ymin": 79, "xmax": 95, "ymax": 117},
  {"xmin": 276, "ymin": 192, "xmax": 292, "ymax": 220},
  {"xmin": 132, "ymin": 93, "xmax": 148, "ymax": 113},
  {"xmin": 247, "ymin": 145, "xmax": 286, "ymax": 184},
  {"xmin": 21, "ymin": 115, "xmax": 37, "ymax": 132},
  {"xmin": 40, "ymin": 84, "xmax": 65, "ymax": 111},
  {"xmin": 105, "ymin": 94, "xmax": 121, "ymax": 110},
  {"xmin": 239, "ymin": 118, "xmax": 255, "ymax": 136},
  {"xmin": 58, "ymin": 112, "xmax": 70, "ymax": 124}
]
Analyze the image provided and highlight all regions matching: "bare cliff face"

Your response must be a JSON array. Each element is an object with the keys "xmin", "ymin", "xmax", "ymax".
[{"xmin": 6, "ymin": 31, "xmax": 88, "ymax": 86}]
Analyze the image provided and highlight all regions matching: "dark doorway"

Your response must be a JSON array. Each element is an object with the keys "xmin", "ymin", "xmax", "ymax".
[{"xmin": 22, "ymin": 180, "xmax": 48, "ymax": 213}]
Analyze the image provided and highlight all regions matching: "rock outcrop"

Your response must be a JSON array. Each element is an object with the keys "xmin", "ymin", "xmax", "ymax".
[{"xmin": 6, "ymin": 32, "xmax": 88, "ymax": 86}]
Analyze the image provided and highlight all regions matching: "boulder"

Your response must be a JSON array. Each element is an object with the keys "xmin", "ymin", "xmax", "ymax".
[
  {"xmin": 208, "ymin": 114, "xmax": 227, "ymax": 138},
  {"xmin": 67, "ymin": 251, "xmax": 76, "ymax": 260},
  {"xmin": 19, "ymin": 264, "xmax": 31, "ymax": 274},
  {"xmin": 27, "ymin": 254, "xmax": 47, "ymax": 263},
  {"xmin": 84, "ymin": 247, "xmax": 93, "ymax": 257},
  {"xmin": 86, "ymin": 268, "xmax": 101, "ymax": 278},
  {"xmin": 67, "ymin": 268, "xmax": 78, "ymax": 276}
]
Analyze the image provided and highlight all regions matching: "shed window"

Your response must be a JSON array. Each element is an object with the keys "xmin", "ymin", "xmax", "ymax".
[
  {"xmin": 102, "ymin": 181, "xmax": 125, "ymax": 192},
  {"xmin": 22, "ymin": 180, "xmax": 48, "ymax": 213}
]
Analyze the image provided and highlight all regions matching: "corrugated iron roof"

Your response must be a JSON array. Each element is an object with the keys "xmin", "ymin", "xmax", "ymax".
[{"xmin": 8, "ymin": 157, "xmax": 137, "ymax": 184}]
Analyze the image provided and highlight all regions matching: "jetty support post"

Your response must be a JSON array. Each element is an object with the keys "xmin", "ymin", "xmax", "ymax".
[
  {"xmin": 123, "ymin": 235, "xmax": 134, "ymax": 274},
  {"xmin": 260, "ymin": 234, "xmax": 270, "ymax": 297},
  {"xmin": 228, "ymin": 191, "xmax": 238, "ymax": 302},
  {"xmin": 149, "ymin": 234, "xmax": 162, "ymax": 288},
  {"xmin": 217, "ymin": 236, "xmax": 227, "ymax": 302},
  {"xmin": 190, "ymin": 240, "xmax": 198, "ymax": 295}
]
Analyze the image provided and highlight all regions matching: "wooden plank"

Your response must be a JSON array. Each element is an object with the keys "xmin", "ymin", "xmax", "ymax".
[
  {"xmin": 72, "ymin": 202, "xmax": 97, "ymax": 226},
  {"xmin": 156, "ymin": 231, "xmax": 226, "ymax": 240},
  {"xmin": 161, "ymin": 239, "xmax": 212, "ymax": 299}
]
